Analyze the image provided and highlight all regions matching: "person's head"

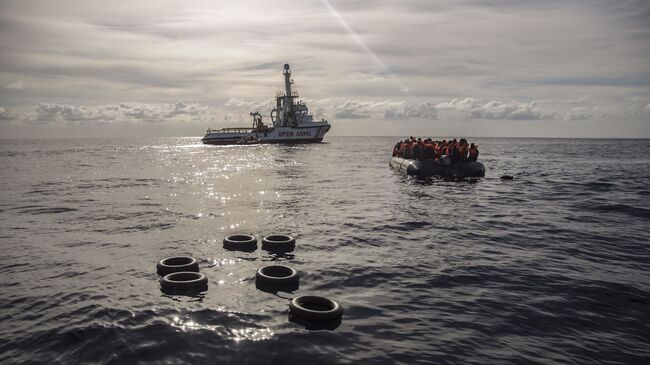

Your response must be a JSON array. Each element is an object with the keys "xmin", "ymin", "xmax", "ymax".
[{"xmin": 470, "ymin": 143, "xmax": 475, "ymax": 148}]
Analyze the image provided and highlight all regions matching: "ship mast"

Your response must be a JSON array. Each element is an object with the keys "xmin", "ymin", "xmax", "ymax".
[{"xmin": 279, "ymin": 63, "xmax": 297, "ymax": 127}]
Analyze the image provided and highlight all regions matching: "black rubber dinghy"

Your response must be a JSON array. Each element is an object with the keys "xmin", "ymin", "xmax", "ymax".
[{"xmin": 390, "ymin": 157, "xmax": 485, "ymax": 178}]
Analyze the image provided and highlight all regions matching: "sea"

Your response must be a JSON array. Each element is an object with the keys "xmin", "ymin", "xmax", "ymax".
[{"xmin": 0, "ymin": 137, "xmax": 649, "ymax": 365}]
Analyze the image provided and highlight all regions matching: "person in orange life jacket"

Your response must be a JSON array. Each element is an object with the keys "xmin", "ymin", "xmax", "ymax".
[
  {"xmin": 440, "ymin": 140, "xmax": 448, "ymax": 155},
  {"xmin": 397, "ymin": 139, "xmax": 405, "ymax": 157},
  {"xmin": 401, "ymin": 139, "xmax": 414, "ymax": 159},
  {"xmin": 393, "ymin": 141, "xmax": 402, "ymax": 157},
  {"xmin": 412, "ymin": 139, "xmax": 422, "ymax": 160},
  {"xmin": 468, "ymin": 143, "xmax": 479, "ymax": 162},
  {"xmin": 447, "ymin": 142, "xmax": 456, "ymax": 160},
  {"xmin": 422, "ymin": 140, "xmax": 435, "ymax": 159},
  {"xmin": 457, "ymin": 138, "xmax": 468, "ymax": 161},
  {"xmin": 451, "ymin": 138, "xmax": 458, "ymax": 155}
]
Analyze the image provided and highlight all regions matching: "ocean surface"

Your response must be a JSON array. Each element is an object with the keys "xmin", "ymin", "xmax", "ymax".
[{"xmin": 1, "ymin": 136, "xmax": 649, "ymax": 365}]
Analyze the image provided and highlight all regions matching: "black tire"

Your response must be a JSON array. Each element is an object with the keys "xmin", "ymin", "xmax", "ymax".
[
  {"xmin": 156, "ymin": 256, "xmax": 199, "ymax": 276},
  {"xmin": 256, "ymin": 265, "xmax": 299, "ymax": 286},
  {"xmin": 160, "ymin": 272, "xmax": 208, "ymax": 295},
  {"xmin": 289, "ymin": 295, "xmax": 343, "ymax": 322},
  {"xmin": 262, "ymin": 234, "xmax": 295, "ymax": 252},
  {"xmin": 223, "ymin": 234, "xmax": 257, "ymax": 251}
]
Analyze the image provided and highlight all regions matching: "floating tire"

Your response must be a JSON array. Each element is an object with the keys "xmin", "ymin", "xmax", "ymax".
[
  {"xmin": 289, "ymin": 295, "xmax": 343, "ymax": 322},
  {"xmin": 262, "ymin": 234, "xmax": 296, "ymax": 252},
  {"xmin": 156, "ymin": 256, "xmax": 199, "ymax": 276},
  {"xmin": 223, "ymin": 234, "xmax": 257, "ymax": 251},
  {"xmin": 256, "ymin": 265, "xmax": 299, "ymax": 286},
  {"xmin": 160, "ymin": 272, "xmax": 208, "ymax": 295}
]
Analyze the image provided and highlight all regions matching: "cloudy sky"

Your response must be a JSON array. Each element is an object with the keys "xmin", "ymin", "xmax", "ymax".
[{"xmin": 1, "ymin": 0, "xmax": 649, "ymax": 138}]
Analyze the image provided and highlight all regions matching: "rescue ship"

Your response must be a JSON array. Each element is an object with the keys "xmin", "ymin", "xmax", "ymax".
[{"xmin": 202, "ymin": 64, "xmax": 331, "ymax": 145}]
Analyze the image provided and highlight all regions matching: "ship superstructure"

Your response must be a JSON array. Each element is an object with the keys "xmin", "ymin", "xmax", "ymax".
[{"xmin": 202, "ymin": 64, "xmax": 331, "ymax": 145}]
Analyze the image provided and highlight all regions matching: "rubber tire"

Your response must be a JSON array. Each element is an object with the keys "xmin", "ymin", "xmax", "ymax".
[
  {"xmin": 262, "ymin": 234, "xmax": 296, "ymax": 251},
  {"xmin": 156, "ymin": 256, "xmax": 199, "ymax": 276},
  {"xmin": 223, "ymin": 234, "xmax": 257, "ymax": 250},
  {"xmin": 160, "ymin": 272, "xmax": 208, "ymax": 294},
  {"xmin": 289, "ymin": 295, "xmax": 343, "ymax": 322},
  {"xmin": 256, "ymin": 265, "xmax": 299, "ymax": 286}
]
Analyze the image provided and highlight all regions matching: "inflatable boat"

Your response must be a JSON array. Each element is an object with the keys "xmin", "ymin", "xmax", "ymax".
[{"xmin": 390, "ymin": 157, "xmax": 485, "ymax": 178}]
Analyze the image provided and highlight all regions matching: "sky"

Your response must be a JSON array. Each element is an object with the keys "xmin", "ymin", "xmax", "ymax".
[{"xmin": 0, "ymin": 0, "xmax": 649, "ymax": 138}]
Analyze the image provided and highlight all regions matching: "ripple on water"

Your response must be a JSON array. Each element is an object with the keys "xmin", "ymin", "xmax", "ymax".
[{"xmin": 0, "ymin": 137, "xmax": 649, "ymax": 364}]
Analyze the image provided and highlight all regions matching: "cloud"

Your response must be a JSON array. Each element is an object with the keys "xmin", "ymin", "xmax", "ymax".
[
  {"xmin": 224, "ymin": 97, "xmax": 274, "ymax": 112},
  {"xmin": 26, "ymin": 102, "xmax": 210, "ymax": 124},
  {"xmin": 435, "ymin": 98, "xmax": 476, "ymax": 112},
  {"xmin": 332, "ymin": 100, "xmax": 438, "ymax": 120},
  {"xmin": 222, "ymin": 96, "xmax": 559, "ymax": 122},
  {"xmin": 333, "ymin": 101, "xmax": 371, "ymax": 119},
  {"xmin": 470, "ymin": 100, "xmax": 556, "ymax": 120},
  {"xmin": 383, "ymin": 102, "xmax": 437, "ymax": 119},
  {"xmin": 1, "ymin": 0, "xmax": 649, "ymax": 137},
  {"xmin": 117, "ymin": 102, "xmax": 208, "ymax": 121},
  {"xmin": 564, "ymin": 106, "xmax": 592, "ymax": 121},
  {"xmin": 4, "ymin": 81, "xmax": 24, "ymax": 90},
  {"xmin": 436, "ymin": 98, "xmax": 557, "ymax": 120},
  {"xmin": 34, "ymin": 103, "xmax": 103, "ymax": 122},
  {"xmin": 0, "ymin": 106, "xmax": 18, "ymax": 121}
]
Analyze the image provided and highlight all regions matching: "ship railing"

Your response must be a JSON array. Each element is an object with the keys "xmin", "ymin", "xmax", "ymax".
[
  {"xmin": 207, "ymin": 127, "xmax": 256, "ymax": 134},
  {"xmin": 276, "ymin": 91, "xmax": 299, "ymax": 98}
]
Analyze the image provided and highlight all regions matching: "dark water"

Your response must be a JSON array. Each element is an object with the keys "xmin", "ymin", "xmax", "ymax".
[{"xmin": 1, "ymin": 137, "xmax": 649, "ymax": 364}]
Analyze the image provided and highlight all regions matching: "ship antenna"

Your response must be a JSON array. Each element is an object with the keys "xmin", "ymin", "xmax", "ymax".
[{"xmin": 281, "ymin": 63, "xmax": 294, "ymax": 127}]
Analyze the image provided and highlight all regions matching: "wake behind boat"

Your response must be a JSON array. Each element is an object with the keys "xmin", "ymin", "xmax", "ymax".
[{"xmin": 202, "ymin": 64, "xmax": 331, "ymax": 145}]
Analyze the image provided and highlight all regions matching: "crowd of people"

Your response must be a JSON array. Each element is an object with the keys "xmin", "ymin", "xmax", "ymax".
[{"xmin": 392, "ymin": 137, "xmax": 479, "ymax": 162}]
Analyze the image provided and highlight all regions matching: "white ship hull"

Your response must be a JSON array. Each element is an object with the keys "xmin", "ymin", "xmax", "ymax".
[{"xmin": 201, "ymin": 124, "xmax": 330, "ymax": 145}]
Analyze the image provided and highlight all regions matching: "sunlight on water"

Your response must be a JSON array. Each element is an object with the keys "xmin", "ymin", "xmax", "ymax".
[
  {"xmin": 171, "ymin": 316, "xmax": 273, "ymax": 342},
  {"xmin": 170, "ymin": 315, "xmax": 274, "ymax": 342},
  {"xmin": 230, "ymin": 327, "xmax": 273, "ymax": 342},
  {"xmin": 206, "ymin": 258, "xmax": 241, "ymax": 267}
]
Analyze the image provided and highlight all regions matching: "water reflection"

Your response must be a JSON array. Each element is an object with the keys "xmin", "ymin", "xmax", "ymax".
[{"xmin": 170, "ymin": 315, "xmax": 274, "ymax": 341}]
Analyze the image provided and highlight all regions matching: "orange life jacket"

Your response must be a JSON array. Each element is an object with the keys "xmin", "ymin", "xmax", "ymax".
[
  {"xmin": 401, "ymin": 143, "xmax": 413, "ymax": 158},
  {"xmin": 457, "ymin": 144, "xmax": 467, "ymax": 159}
]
